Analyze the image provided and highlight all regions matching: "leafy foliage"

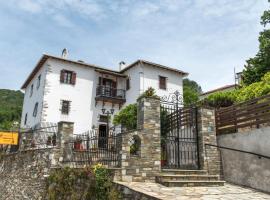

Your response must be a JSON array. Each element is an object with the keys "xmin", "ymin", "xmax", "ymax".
[
  {"xmin": 0, "ymin": 89, "xmax": 24, "ymax": 130},
  {"xmin": 47, "ymin": 165, "xmax": 121, "ymax": 200},
  {"xmin": 183, "ymin": 78, "xmax": 202, "ymax": 105},
  {"xmin": 202, "ymin": 72, "xmax": 270, "ymax": 107},
  {"xmin": 242, "ymin": 3, "xmax": 270, "ymax": 85},
  {"xmin": 137, "ymin": 87, "xmax": 159, "ymax": 100},
  {"xmin": 47, "ymin": 167, "xmax": 96, "ymax": 200},
  {"xmin": 234, "ymin": 72, "xmax": 270, "ymax": 102},
  {"xmin": 201, "ymin": 91, "xmax": 235, "ymax": 108},
  {"xmin": 113, "ymin": 104, "xmax": 137, "ymax": 130}
]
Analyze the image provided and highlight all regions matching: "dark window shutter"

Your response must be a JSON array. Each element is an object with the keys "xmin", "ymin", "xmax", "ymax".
[
  {"xmin": 126, "ymin": 78, "xmax": 130, "ymax": 90},
  {"xmin": 159, "ymin": 76, "xmax": 167, "ymax": 90},
  {"xmin": 112, "ymin": 81, "xmax": 116, "ymax": 89},
  {"xmin": 98, "ymin": 77, "xmax": 102, "ymax": 85},
  {"xmin": 71, "ymin": 72, "xmax": 76, "ymax": 85},
  {"xmin": 60, "ymin": 70, "xmax": 65, "ymax": 83}
]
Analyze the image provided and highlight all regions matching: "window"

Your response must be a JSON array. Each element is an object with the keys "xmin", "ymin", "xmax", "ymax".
[
  {"xmin": 24, "ymin": 113, "xmax": 28, "ymax": 125},
  {"xmin": 33, "ymin": 102, "xmax": 38, "ymax": 117},
  {"xmin": 99, "ymin": 115, "xmax": 108, "ymax": 123},
  {"xmin": 30, "ymin": 84, "xmax": 34, "ymax": 97},
  {"xmin": 159, "ymin": 76, "xmax": 167, "ymax": 90},
  {"xmin": 61, "ymin": 100, "xmax": 71, "ymax": 115},
  {"xmin": 60, "ymin": 70, "xmax": 76, "ymax": 85},
  {"xmin": 37, "ymin": 75, "xmax": 41, "ymax": 89},
  {"xmin": 126, "ymin": 78, "xmax": 130, "ymax": 90}
]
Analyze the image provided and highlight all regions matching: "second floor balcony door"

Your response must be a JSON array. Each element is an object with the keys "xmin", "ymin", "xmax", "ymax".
[{"xmin": 99, "ymin": 78, "xmax": 116, "ymax": 97}]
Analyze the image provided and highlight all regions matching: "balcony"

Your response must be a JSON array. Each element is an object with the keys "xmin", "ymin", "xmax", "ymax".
[{"xmin": 96, "ymin": 85, "xmax": 126, "ymax": 105}]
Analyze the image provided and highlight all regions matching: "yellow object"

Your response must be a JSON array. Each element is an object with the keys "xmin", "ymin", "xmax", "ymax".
[{"xmin": 0, "ymin": 131, "xmax": 18, "ymax": 145}]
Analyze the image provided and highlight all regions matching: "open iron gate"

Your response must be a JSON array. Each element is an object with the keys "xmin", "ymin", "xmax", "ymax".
[{"xmin": 160, "ymin": 91, "xmax": 199, "ymax": 169}]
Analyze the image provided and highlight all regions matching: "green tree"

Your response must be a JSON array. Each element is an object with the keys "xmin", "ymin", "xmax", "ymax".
[
  {"xmin": 183, "ymin": 78, "xmax": 202, "ymax": 105},
  {"xmin": 113, "ymin": 104, "xmax": 137, "ymax": 130},
  {"xmin": 0, "ymin": 89, "xmax": 24, "ymax": 130},
  {"xmin": 242, "ymin": 2, "xmax": 270, "ymax": 85}
]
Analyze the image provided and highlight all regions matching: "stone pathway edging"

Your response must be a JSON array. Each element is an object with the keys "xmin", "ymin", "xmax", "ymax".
[{"xmin": 114, "ymin": 181, "xmax": 270, "ymax": 200}]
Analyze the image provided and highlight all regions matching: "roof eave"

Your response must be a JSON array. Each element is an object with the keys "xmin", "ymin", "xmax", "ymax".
[{"xmin": 120, "ymin": 59, "xmax": 188, "ymax": 76}]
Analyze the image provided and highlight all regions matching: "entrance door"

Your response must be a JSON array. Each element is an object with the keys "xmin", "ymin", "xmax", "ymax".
[{"xmin": 98, "ymin": 125, "xmax": 108, "ymax": 149}]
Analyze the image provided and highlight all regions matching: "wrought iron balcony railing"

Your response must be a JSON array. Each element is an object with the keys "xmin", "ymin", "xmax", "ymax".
[{"xmin": 96, "ymin": 85, "xmax": 126, "ymax": 101}]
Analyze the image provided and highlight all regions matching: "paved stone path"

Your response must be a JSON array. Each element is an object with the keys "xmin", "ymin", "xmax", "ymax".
[{"xmin": 116, "ymin": 181, "xmax": 270, "ymax": 200}]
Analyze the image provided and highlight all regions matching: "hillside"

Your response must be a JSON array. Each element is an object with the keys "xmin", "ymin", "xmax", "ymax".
[{"xmin": 0, "ymin": 89, "xmax": 24, "ymax": 130}]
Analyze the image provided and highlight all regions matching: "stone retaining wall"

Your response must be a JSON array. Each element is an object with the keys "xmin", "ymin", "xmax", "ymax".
[{"xmin": 0, "ymin": 148, "xmax": 59, "ymax": 200}]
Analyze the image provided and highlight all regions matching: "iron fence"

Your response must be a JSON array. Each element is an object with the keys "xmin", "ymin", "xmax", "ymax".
[
  {"xmin": 19, "ymin": 123, "xmax": 58, "ymax": 150},
  {"xmin": 65, "ymin": 129, "xmax": 122, "ymax": 167}
]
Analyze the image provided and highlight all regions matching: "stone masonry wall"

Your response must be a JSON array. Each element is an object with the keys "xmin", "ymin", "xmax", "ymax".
[
  {"xmin": 197, "ymin": 108, "xmax": 222, "ymax": 176},
  {"xmin": 120, "ymin": 97, "xmax": 161, "ymax": 182},
  {"xmin": 0, "ymin": 149, "xmax": 59, "ymax": 200},
  {"xmin": 0, "ymin": 121, "xmax": 73, "ymax": 200}
]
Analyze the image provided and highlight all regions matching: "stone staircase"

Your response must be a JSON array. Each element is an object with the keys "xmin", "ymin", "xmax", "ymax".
[{"xmin": 156, "ymin": 169, "xmax": 225, "ymax": 187}]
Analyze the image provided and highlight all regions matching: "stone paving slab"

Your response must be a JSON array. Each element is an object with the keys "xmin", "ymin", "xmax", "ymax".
[{"xmin": 115, "ymin": 181, "xmax": 270, "ymax": 200}]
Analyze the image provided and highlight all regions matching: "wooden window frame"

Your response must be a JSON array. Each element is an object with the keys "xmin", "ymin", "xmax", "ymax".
[
  {"xmin": 36, "ymin": 75, "xmax": 41, "ymax": 90},
  {"xmin": 159, "ymin": 76, "xmax": 167, "ymax": 90},
  {"xmin": 60, "ymin": 70, "xmax": 76, "ymax": 85},
  {"xmin": 99, "ymin": 115, "xmax": 108, "ymax": 123},
  {"xmin": 30, "ymin": 84, "xmax": 34, "ymax": 97},
  {"xmin": 33, "ymin": 102, "xmax": 38, "ymax": 117},
  {"xmin": 61, "ymin": 100, "xmax": 71, "ymax": 115},
  {"xmin": 126, "ymin": 78, "xmax": 130, "ymax": 90}
]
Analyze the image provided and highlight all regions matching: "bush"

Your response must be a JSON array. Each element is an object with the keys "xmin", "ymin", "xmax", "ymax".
[
  {"xmin": 137, "ymin": 87, "xmax": 159, "ymax": 100},
  {"xmin": 201, "ymin": 72, "xmax": 270, "ymax": 108},
  {"xmin": 47, "ymin": 165, "xmax": 121, "ymax": 200},
  {"xmin": 201, "ymin": 91, "xmax": 236, "ymax": 108},
  {"xmin": 234, "ymin": 72, "xmax": 270, "ymax": 102},
  {"xmin": 113, "ymin": 104, "xmax": 137, "ymax": 130}
]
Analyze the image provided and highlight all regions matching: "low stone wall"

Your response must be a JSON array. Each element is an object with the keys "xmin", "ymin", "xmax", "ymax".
[
  {"xmin": 115, "ymin": 182, "xmax": 160, "ymax": 200},
  {"xmin": 0, "ymin": 148, "xmax": 59, "ymax": 200},
  {"xmin": 217, "ymin": 126, "xmax": 270, "ymax": 193}
]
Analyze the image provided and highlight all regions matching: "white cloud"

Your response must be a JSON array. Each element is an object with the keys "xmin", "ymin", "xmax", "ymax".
[
  {"xmin": 17, "ymin": 0, "xmax": 42, "ymax": 13},
  {"xmin": 53, "ymin": 14, "xmax": 74, "ymax": 28},
  {"xmin": 0, "ymin": 0, "xmax": 268, "ymax": 91}
]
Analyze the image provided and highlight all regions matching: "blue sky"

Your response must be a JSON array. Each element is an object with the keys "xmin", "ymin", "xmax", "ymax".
[{"xmin": 0, "ymin": 0, "xmax": 268, "ymax": 92}]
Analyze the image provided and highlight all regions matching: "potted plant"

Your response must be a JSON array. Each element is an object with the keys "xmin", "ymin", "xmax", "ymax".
[{"xmin": 74, "ymin": 138, "xmax": 83, "ymax": 151}]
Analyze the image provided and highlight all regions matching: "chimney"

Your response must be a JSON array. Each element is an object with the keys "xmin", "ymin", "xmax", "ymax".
[
  {"xmin": 119, "ymin": 61, "xmax": 126, "ymax": 71},
  {"xmin": 61, "ymin": 48, "xmax": 68, "ymax": 59}
]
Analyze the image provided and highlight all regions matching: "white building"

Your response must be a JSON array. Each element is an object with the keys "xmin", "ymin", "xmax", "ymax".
[{"xmin": 20, "ymin": 53, "xmax": 188, "ymax": 134}]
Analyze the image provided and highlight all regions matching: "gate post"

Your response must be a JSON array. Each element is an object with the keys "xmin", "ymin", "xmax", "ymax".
[
  {"xmin": 197, "ymin": 108, "xmax": 222, "ymax": 175},
  {"xmin": 121, "ymin": 97, "xmax": 161, "ymax": 182},
  {"xmin": 57, "ymin": 121, "xmax": 74, "ymax": 165}
]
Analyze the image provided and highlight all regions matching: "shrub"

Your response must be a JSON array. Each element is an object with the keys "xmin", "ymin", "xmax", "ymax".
[
  {"xmin": 47, "ymin": 165, "xmax": 121, "ymax": 200},
  {"xmin": 201, "ymin": 91, "xmax": 236, "ymax": 108},
  {"xmin": 113, "ymin": 104, "xmax": 137, "ymax": 130},
  {"xmin": 137, "ymin": 87, "xmax": 159, "ymax": 100},
  {"xmin": 202, "ymin": 72, "xmax": 270, "ymax": 107}
]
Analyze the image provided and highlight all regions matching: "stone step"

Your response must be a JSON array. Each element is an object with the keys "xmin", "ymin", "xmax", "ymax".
[
  {"xmin": 159, "ymin": 180, "xmax": 225, "ymax": 187},
  {"xmin": 157, "ymin": 174, "xmax": 219, "ymax": 182},
  {"xmin": 161, "ymin": 169, "xmax": 208, "ymax": 175}
]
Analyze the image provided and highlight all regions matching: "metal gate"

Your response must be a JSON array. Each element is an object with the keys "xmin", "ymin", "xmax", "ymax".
[{"xmin": 160, "ymin": 91, "xmax": 199, "ymax": 169}]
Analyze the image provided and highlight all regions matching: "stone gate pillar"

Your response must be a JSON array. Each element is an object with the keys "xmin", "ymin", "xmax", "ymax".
[
  {"xmin": 57, "ymin": 121, "xmax": 74, "ymax": 165},
  {"xmin": 121, "ymin": 97, "xmax": 161, "ymax": 182},
  {"xmin": 197, "ymin": 108, "xmax": 222, "ymax": 175}
]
